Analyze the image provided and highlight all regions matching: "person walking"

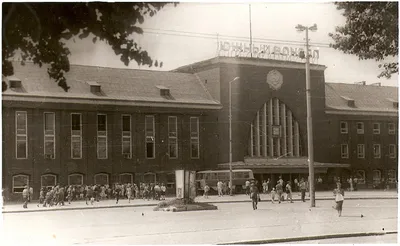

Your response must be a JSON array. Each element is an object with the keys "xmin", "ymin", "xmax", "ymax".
[
  {"xmin": 86, "ymin": 186, "xmax": 94, "ymax": 205},
  {"xmin": 270, "ymin": 188, "xmax": 276, "ymax": 203},
  {"xmin": 285, "ymin": 181, "xmax": 293, "ymax": 203},
  {"xmin": 217, "ymin": 180, "xmax": 223, "ymax": 197},
  {"xmin": 22, "ymin": 186, "xmax": 29, "ymax": 209},
  {"xmin": 203, "ymin": 183, "xmax": 210, "ymax": 199},
  {"xmin": 262, "ymin": 180, "xmax": 268, "ymax": 194},
  {"xmin": 250, "ymin": 182, "xmax": 259, "ymax": 210},
  {"xmin": 276, "ymin": 182, "xmax": 283, "ymax": 204},
  {"xmin": 160, "ymin": 183, "xmax": 166, "ymax": 200},
  {"xmin": 299, "ymin": 178, "xmax": 307, "ymax": 202},
  {"xmin": 333, "ymin": 182, "xmax": 345, "ymax": 217},
  {"xmin": 245, "ymin": 180, "xmax": 250, "ymax": 196},
  {"xmin": 126, "ymin": 184, "xmax": 133, "ymax": 203},
  {"xmin": 115, "ymin": 184, "xmax": 121, "ymax": 204}
]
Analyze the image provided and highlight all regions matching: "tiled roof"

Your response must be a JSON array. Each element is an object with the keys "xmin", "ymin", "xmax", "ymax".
[
  {"xmin": 325, "ymin": 83, "xmax": 398, "ymax": 114},
  {"xmin": 2, "ymin": 62, "xmax": 221, "ymax": 109}
]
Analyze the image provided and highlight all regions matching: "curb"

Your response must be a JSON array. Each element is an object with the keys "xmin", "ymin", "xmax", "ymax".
[
  {"xmin": 2, "ymin": 196, "xmax": 397, "ymax": 214},
  {"xmin": 219, "ymin": 231, "xmax": 398, "ymax": 244}
]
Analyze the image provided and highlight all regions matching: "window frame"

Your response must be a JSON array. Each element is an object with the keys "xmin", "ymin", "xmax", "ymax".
[
  {"xmin": 71, "ymin": 113, "xmax": 82, "ymax": 159},
  {"xmin": 12, "ymin": 174, "xmax": 29, "ymax": 193},
  {"xmin": 41, "ymin": 174, "xmax": 57, "ymax": 189},
  {"xmin": 94, "ymin": 173, "xmax": 109, "ymax": 185},
  {"xmin": 190, "ymin": 117, "xmax": 200, "ymax": 159},
  {"xmin": 388, "ymin": 169, "xmax": 397, "ymax": 184},
  {"xmin": 373, "ymin": 123, "xmax": 380, "ymax": 134},
  {"xmin": 168, "ymin": 116, "xmax": 178, "ymax": 159},
  {"xmin": 357, "ymin": 144, "xmax": 365, "ymax": 159},
  {"xmin": 166, "ymin": 172, "xmax": 175, "ymax": 189},
  {"xmin": 43, "ymin": 112, "xmax": 56, "ymax": 159},
  {"xmin": 356, "ymin": 122, "xmax": 364, "ymax": 134},
  {"xmin": 15, "ymin": 111, "xmax": 28, "ymax": 159},
  {"xmin": 372, "ymin": 169, "xmax": 382, "ymax": 184},
  {"xmin": 389, "ymin": 144, "xmax": 396, "ymax": 159},
  {"xmin": 119, "ymin": 173, "xmax": 133, "ymax": 184},
  {"xmin": 68, "ymin": 173, "xmax": 84, "ymax": 186},
  {"xmin": 388, "ymin": 123, "xmax": 395, "ymax": 135},
  {"xmin": 340, "ymin": 121, "xmax": 348, "ymax": 134},
  {"xmin": 340, "ymin": 144, "xmax": 349, "ymax": 159},
  {"xmin": 121, "ymin": 114, "xmax": 132, "ymax": 158},
  {"xmin": 145, "ymin": 115, "xmax": 156, "ymax": 159},
  {"xmin": 97, "ymin": 114, "xmax": 108, "ymax": 159},
  {"xmin": 373, "ymin": 144, "xmax": 381, "ymax": 159},
  {"xmin": 355, "ymin": 170, "xmax": 366, "ymax": 184}
]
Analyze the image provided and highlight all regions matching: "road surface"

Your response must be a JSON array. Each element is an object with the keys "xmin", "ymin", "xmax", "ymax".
[{"xmin": 2, "ymin": 199, "xmax": 397, "ymax": 244}]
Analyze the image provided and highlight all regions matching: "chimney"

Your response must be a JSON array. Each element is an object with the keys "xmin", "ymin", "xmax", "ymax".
[
  {"xmin": 371, "ymin": 82, "xmax": 381, "ymax": 86},
  {"xmin": 87, "ymin": 81, "xmax": 101, "ymax": 93}
]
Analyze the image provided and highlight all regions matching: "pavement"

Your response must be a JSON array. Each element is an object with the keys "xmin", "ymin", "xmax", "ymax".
[
  {"xmin": 1, "ymin": 190, "xmax": 397, "ymax": 214},
  {"xmin": 2, "ymin": 199, "xmax": 397, "ymax": 244}
]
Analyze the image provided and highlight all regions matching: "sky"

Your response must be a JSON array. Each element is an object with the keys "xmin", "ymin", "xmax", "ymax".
[{"xmin": 66, "ymin": 2, "xmax": 398, "ymax": 87}]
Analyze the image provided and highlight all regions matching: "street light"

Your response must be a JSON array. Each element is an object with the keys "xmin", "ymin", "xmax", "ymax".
[
  {"xmin": 296, "ymin": 23, "xmax": 317, "ymax": 207},
  {"xmin": 229, "ymin": 76, "xmax": 240, "ymax": 196}
]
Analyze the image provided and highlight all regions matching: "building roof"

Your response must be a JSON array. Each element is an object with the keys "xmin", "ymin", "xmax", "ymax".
[
  {"xmin": 2, "ymin": 62, "xmax": 221, "ymax": 110},
  {"xmin": 325, "ymin": 82, "xmax": 398, "ymax": 116}
]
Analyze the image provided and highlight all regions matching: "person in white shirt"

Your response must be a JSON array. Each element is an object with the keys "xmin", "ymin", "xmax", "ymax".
[
  {"xmin": 160, "ymin": 183, "xmax": 166, "ymax": 200},
  {"xmin": 22, "ymin": 186, "xmax": 29, "ymax": 209},
  {"xmin": 245, "ymin": 180, "xmax": 250, "ymax": 196},
  {"xmin": 217, "ymin": 181, "xmax": 223, "ymax": 197}
]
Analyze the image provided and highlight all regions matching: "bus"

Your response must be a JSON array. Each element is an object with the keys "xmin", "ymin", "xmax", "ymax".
[{"xmin": 195, "ymin": 169, "xmax": 254, "ymax": 194}]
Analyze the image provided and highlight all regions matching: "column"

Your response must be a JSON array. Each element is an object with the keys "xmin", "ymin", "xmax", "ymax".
[
  {"xmin": 275, "ymin": 98, "xmax": 281, "ymax": 157},
  {"xmin": 294, "ymin": 121, "xmax": 300, "ymax": 156},
  {"xmin": 249, "ymin": 123, "xmax": 253, "ymax": 157},
  {"xmin": 288, "ymin": 111, "xmax": 294, "ymax": 157},
  {"xmin": 268, "ymin": 99, "xmax": 274, "ymax": 157},
  {"xmin": 263, "ymin": 103, "xmax": 267, "ymax": 157},
  {"xmin": 281, "ymin": 104, "xmax": 287, "ymax": 156},
  {"xmin": 255, "ymin": 111, "xmax": 260, "ymax": 157}
]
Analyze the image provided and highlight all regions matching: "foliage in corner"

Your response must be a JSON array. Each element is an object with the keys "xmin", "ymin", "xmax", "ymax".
[
  {"xmin": 329, "ymin": 2, "xmax": 398, "ymax": 78},
  {"xmin": 2, "ymin": 2, "xmax": 175, "ymax": 91}
]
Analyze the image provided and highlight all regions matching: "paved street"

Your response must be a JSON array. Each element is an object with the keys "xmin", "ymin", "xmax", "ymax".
[
  {"xmin": 2, "ymin": 199, "xmax": 397, "ymax": 244},
  {"xmin": 287, "ymin": 233, "xmax": 398, "ymax": 244}
]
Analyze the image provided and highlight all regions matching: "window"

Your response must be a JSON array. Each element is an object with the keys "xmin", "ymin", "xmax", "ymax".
[
  {"xmin": 355, "ymin": 170, "xmax": 366, "ymax": 184},
  {"xmin": 168, "ymin": 116, "xmax": 178, "ymax": 158},
  {"xmin": 372, "ymin": 170, "xmax": 381, "ymax": 184},
  {"xmin": 341, "ymin": 144, "xmax": 349, "ymax": 158},
  {"xmin": 12, "ymin": 175, "xmax": 29, "ymax": 193},
  {"xmin": 373, "ymin": 123, "xmax": 380, "ymax": 134},
  {"xmin": 373, "ymin": 144, "xmax": 381, "ymax": 158},
  {"xmin": 145, "ymin": 115, "xmax": 155, "ymax": 159},
  {"xmin": 97, "ymin": 114, "xmax": 107, "ymax": 159},
  {"xmin": 71, "ymin": 113, "xmax": 82, "ymax": 159},
  {"xmin": 190, "ymin": 117, "xmax": 200, "ymax": 159},
  {"xmin": 68, "ymin": 174, "xmax": 83, "ymax": 186},
  {"xmin": 388, "ymin": 123, "xmax": 396, "ymax": 135},
  {"xmin": 122, "ymin": 115, "xmax": 132, "ymax": 158},
  {"xmin": 389, "ymin": 144, "xmax": 396, "ymax": 158},
  {"xmin": 167, "ymin": 173, "xmax": 175, "ymax": 189},
  {"xmin": 340, "ymin": 121, "xmax": 348, "ymax": 134},
  {"xmin": 94, "ymin": 173, "xmax": 109, "ymax": 185},
  {"xmin": 44, "ymin": 112, "xmax": 55, "ymax": 159},
  {"xmin": 144, "ymin": 172, "xmax": 156, "ymax": 183},
  {"xmin": 388, "ymin": 170, "xmax": 397, "ymax": 183},
  {"xmin": 120, "ymin": 173, "xmax": 133, "ymax": 184},
  {"xmin": 16, "ymin": 111, "xmax": 28, "ymax": 159},
  {"xmin": 356, "ymin": 122, "xmax": 364, "ymax": 134},
  {"xmin": 357, "ymin": 144, "xmax": 365, "ymax": 159},
  {"xmin": 41, "ymin": 174, "xmax": 57, "ymax": 189}
]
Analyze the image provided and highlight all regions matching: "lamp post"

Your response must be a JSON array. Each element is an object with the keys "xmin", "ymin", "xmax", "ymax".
[
  {"xmin": 229, "ymin": 76, "xmax": 240, "ymax": 196},
  {"xmin": 295, "ymin": 23, "xmax": 317, "ymax": 207}
]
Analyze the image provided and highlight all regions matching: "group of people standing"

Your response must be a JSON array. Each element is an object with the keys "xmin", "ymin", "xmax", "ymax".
[{"xmin": 20, "ymin": 182, "xmax": 168, "ymax": 209}]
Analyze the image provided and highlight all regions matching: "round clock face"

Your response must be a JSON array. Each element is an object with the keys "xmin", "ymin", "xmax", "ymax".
[{"xmin": 267, "ymin": 70, "xmax": 283, "ymax": 90}]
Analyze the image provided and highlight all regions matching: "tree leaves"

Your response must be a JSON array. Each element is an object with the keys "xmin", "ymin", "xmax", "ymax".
[
  {"xmin": 329, "ymin": 2, "xmax": 398, "ymax": 79},
  {"xmin": 2, "ymin": 2, "xmax": 174, "ymax": 91}
]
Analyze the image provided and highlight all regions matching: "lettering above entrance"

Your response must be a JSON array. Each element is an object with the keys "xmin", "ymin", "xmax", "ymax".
[{"xmin": 267, "ymin": 70, "xmax": 283, "ymax": 90}]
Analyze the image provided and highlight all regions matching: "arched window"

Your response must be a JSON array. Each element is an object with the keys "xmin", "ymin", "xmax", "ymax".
[
  {"xmin": 12, "ymin": 174, "xmax": 29, "ymax": 193},
  {"xmin": 68, "ymin": 173, "xmax": 83, "ymax": 186},
  {"xmin": 143, "ymin": 172, "xmax": 156, "ymax": 183},
  {"xmin": 119, "ymin": 173, "xmax": 133, "ymax": 184},
  {"xmin": 94, "ymin": 173, "xmax": 109, "ymax": 185},
  {"xmin": 388, "ymin": 170, "xmax": 397, "ymax": 184},
  {"xmin": 355, "ymin": 170, "xmax": 366, "ymax": 184},
  {"xmin": 372, "ymin": 170, "xmax": 382, "ymax": 184},
  {"xmin": 41, "ymin": 174, "xmax": 57, "ymax": 189}
]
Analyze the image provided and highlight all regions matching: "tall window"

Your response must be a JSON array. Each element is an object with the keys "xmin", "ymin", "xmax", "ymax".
[
  {"xmin": 357, "ymin": 144, "xmax": 365, "ymax": 159},
  {"xmin": 372, "ymin": 170, "xmax": 381, "ymax": 184},
  {"xmin": 388, "ymin": 123, "xmax": 395, "ymax": 135},
  {"xmin": 122, "ymin": 115, "xmax": 132, "ymax": 158},
  {"xmin": 94, "ymin": 173, "xmax": 109, "ymax": 185},
  {"xmin": 68, "ymin": 174, "xmax": 83, "ymax": 186},
  {"xmin": 16, "ymin": 111, "xmax": 28, "ymax": 159},
  {"xmin": 356, "ymin": 122, "xmax": 364, "ymax": 134},
  {"xmin": 44, "ymin": 112, "xmax": 55, "ymax": 159},
  {"xmin": 388, "ymin": 170, "xmax": 396, "ymax": 183},
  {"xmin": 340, "ymin": 121, "xmax": 348, "ymax": 134},
  {"xmin": 340, "ymin": 144, "xmax": 349, "ymax": 159},
  {"xmin": 41, "ymin": 174, "xmax": 56, "ymax": 189},
  {"xmin": 71, "ymin": 113, "xmax": 82, "ymax": 159},
  {"xmin": 12, "ymin": 174, "xmax": 29, "ymax": 193},
  {"xmin": 389, "ymin": 144, "xmax": 396, "ymax": 158},
  {"xmin": 373, "ymin": 144, "xmax": 381, "ymax": 158},
  {"xmin": 120, "ymin": 173, "xmax": 133, "ymax": 184},
  {"xmin": 373, "ymin": 123, "xmax": 380, "ymax": 134},
  {"xmin": 168, "ymin": 116, "xmax": 178, "ymax": 158},
  {"xmin": 190, "ymin": 117, "xmax": 200, "ymax": 159},
  {"xmin": 355, "ymin": 170, "xmax": 366, "ymax": 184},
  {"xmin": 145, "ymin": 115, "xmax": 155, "ymax": 159},
  {"xmin": 97, "ymin": 114, "xmax": 107, "ymax": 159}
]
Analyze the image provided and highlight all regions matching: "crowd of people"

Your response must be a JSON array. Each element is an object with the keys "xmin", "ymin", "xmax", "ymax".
[{"xmin": 20, "ymin": 182, "xmax": 168, "ymax": 209}]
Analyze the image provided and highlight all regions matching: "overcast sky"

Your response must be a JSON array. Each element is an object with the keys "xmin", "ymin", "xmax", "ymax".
[{"xmin": 67, "ymin": 2, "xmax": 398, "ymax": 87}]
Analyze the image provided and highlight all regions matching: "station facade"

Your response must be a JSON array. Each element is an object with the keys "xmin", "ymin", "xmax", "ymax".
[{"xmin": 2, "ymin": 56, "xmax": 398, "ymax": 199}]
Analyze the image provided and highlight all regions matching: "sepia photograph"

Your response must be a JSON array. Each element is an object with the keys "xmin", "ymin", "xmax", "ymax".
[{"xmin": 1, "ymin": 1, "xmax": 398, "ymax": 245}]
